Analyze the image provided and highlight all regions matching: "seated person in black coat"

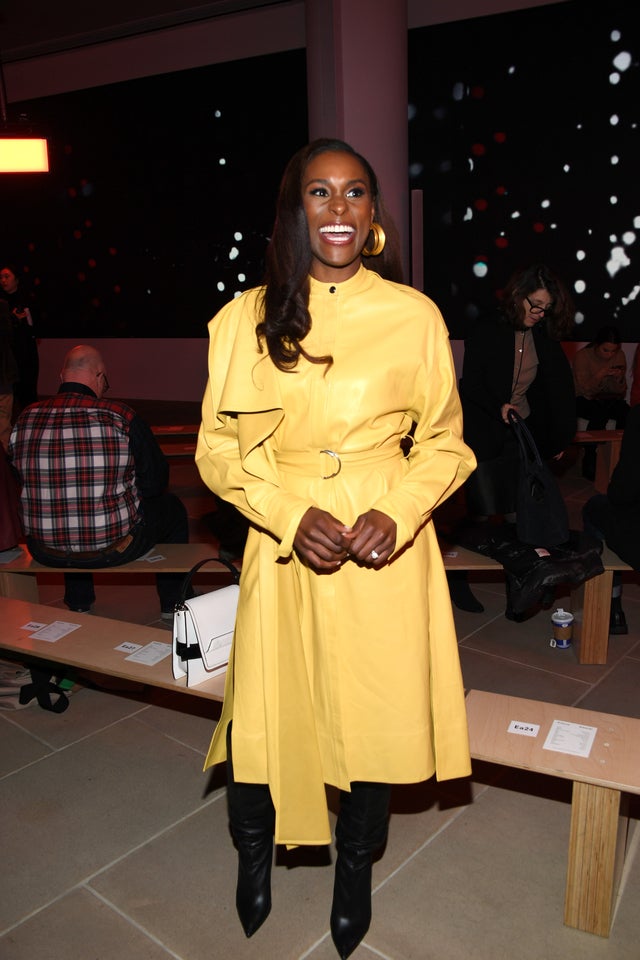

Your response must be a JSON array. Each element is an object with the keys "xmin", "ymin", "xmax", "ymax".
[{"xmin": 582, "ymin": 403, "xmax": 640, "ymax": 635}]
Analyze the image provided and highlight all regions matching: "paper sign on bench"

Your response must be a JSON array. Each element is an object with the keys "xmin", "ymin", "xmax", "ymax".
[
  {"xmin": 543, "ymin": 719, "xmax": 597, "ymax": 758},
  {"xmin": 29, "ymin": 621, "xmax": 82, "ymax": 642},
  {"xmin": 508, "ymin": 720, "xmax": 540, "ymax": 737},
  {"xmin": 125, "ymin": 641, "xmax": 172, "ymax": 665}
]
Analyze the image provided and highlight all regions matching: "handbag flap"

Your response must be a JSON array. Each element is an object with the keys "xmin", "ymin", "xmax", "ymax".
[{"xmin": 183, "ymin": 584, "xmax": 239, "ymax": 670}]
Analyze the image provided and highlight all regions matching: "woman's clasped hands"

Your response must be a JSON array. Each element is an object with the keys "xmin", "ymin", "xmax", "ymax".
[{"xmin": 293, "ymin": 506, "xmax": 396, "ymax": 571}]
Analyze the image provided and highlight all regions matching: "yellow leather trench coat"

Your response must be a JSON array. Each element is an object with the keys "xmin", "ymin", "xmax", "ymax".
[{"xmin": 196, "ymin": 266, "xmax": 476, "ymax": 847}]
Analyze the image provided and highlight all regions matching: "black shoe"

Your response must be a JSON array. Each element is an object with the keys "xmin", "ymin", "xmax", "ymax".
[
  {"xmin": 235, "ymin": 827, "xmax": 273, "ymax": 937},
  {"xmin": 331, "ymin": 847, "xmax": 375, "ymax": 959},
  {"xmin": 609, "ymin": 598, "xmax": 628, "ymax": 635},
  {"xmin": 540, "ymin": 586, "xmax": 556, "ymax": 609},
  {"xmin": 447, "ymin": 572, "xmax": 485, "ymax": 613},
  {"xmin": 505, "ymin": 606, "xmax": 528, "ymax": 623},
  {"xmin": 331, "ymin": 783, "xmax": 390, "ymax": 960},
  {"xmin": 226, "ymin": 725, "xmax": 275, "ymax": 939}
]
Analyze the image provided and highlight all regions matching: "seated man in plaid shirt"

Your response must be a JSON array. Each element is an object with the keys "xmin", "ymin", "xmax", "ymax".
[{"xmin": 9, "ymin": 344, "xmax": 188, "ymax": 617}]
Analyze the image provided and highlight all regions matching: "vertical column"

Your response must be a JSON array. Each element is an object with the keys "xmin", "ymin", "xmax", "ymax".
[{"xmin": 305, "ymin": 0, "xmax": 410, "ymax": 279}]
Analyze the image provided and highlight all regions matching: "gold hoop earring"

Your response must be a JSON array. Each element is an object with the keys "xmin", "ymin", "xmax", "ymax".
[{"xmin": 362, "ymin": 222, "xmax": 386, "ymax": 257}]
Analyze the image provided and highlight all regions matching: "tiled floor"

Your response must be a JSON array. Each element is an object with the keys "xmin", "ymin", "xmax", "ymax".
[{"xmin": 2, "ymin": 424, "xmax": 640, "ymax": 960}]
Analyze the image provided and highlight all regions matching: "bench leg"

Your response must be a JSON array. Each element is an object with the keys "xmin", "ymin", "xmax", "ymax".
[
  {"xmin": 0, "ymin": 572, "xmax": 40, "ymax": 602},
  {"xmin": 594, "ymin": 439, "xmax": 622, "ymax": 495},
  {"xmin": 564, "ymin": 781, "xmax": 628, "ymax": 936},
  {"xmin": 572, "ymin": 571, "xmax": 611, "ymax": 665}
]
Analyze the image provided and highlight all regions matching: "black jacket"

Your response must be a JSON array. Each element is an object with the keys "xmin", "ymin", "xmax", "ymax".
[
  {"xmin": 459, "ymin": 313, "xmax": 576, "ymax": 461},
  {"xmin": 602, "ymin": 404, "xmax": 640, "ymax": 569}
]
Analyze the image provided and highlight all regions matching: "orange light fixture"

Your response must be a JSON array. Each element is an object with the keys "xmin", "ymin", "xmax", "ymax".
[
  {"xmin": 0, "ymin": 135, "xmax": 49, "ymax": 172},
  {"xmin": 0, "ymin": 51, "xmax": 50, "ymax": 173}
]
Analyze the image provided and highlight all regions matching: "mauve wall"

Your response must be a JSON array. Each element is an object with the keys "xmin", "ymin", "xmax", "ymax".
[
  {"xmin": 37, "ymin": 338, "xmax": 637, "ymax": 404},
  {"xmin": 11, "ymin": 0, "xmax": 572, "ymax": 403},
  {"xmin": 38, "ymin": 338, "xmax": 209, "ymax": 402}
]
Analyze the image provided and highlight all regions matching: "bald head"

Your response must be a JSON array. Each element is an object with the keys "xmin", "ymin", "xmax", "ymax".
[{"xmin": 61, "ymin": 345, "xmax": 109, "ymax": 397}]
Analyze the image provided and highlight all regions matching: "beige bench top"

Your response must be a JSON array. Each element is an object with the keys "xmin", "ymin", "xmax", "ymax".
[
  {"xmin": 0, "ymin": 543, "xmax": 237, "ymax": 575},
  {"xmin": 466, "ymin": 688, "xmax": 640, "ymax": 795},
  {"xmin": 1, "ymin": 541, "xmax": 505, "ymax": 575},
  {"xmin": 574, "ymin": 429, "xmax": 623, "ymax": 442},
  {"xmin": 0, "ymin": 596, "xmax": 225, "ymax": 702},
  {"xmin": 151, "ymin": 423, "xmax": 200, "ymax": 437},
  {"xmin": 2, "ymin": 540, "xmax": 630, "ymax": 576}
]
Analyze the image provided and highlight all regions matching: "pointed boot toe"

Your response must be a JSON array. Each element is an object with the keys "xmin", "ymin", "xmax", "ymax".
[
  {"xmin": 330, "ymin": 855, "xmax": 372, "ymax": 959},
  {"xmin": 237, "ymin": 881, "xmax": 271, "ymax": 938},
  {"xmin": 235, "ymin": 835, "xmax": 273, "ymax": 937},
  {"xmin": 331, "ymin": 911, "xmax": 369, "ymax": 960}
]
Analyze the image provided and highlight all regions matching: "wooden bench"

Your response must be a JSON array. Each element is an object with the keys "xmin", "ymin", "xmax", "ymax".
[
  {"xmin": 1, "ymin": 541, "xmax": 627, "ymax": 666},
  {"xmin": 0, "ymin": 543, "xmax": 234, "ymax": 603},
  {"xmin": 0, "ymin": 595, "xmax": 225, "ymax": 702},
  {"xmin": 151, "ymin": 422, "xmax": 199, "ymax": 459},
  {"xmin": 150, "ymin": 423, "xmax": 199, "ymax": 438},
  {"xmin": 466, "ymin": 688, "xmax": 640, "ymax": 937},
  {"xmin": 442, "ymin": 543, "xmax": 629, "ymax": 666},
  {"xmin": 158, "ymin": 440, "xmax": 197, "ymax": 459},
  {"xmin": 0, "ymin": 601, "xmax": 633, "ymax": 941},
  {"xmin": 572, "ymin": 544, "xmax": 634, "ymax": 664},
  {"xmin": 573, "ymin": 429, "xmax": 623, "ymax": 493}
]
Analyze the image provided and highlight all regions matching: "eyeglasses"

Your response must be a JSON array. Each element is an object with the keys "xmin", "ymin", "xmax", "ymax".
[
  {"xmin": 98, "ymin": 372, "xmax": 110, "ymax": 392},
  {"xmin": 525, "ymin": 295, "xmax": 552, "ymax": 316}
]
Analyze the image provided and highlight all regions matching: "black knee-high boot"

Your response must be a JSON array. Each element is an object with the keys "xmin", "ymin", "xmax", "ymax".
[
  {"xmin": 226, "ymin": 724, "xmax": 275, "ymax": 938},
  {"xmin": 330, "ymin": 781, "xmax": 391, "ymax": 960}
]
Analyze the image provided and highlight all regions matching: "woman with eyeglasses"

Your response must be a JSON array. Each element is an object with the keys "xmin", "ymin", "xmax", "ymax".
[{"xmin": 451, "ymin": 263, "xmax": 576, "ymax": 615}]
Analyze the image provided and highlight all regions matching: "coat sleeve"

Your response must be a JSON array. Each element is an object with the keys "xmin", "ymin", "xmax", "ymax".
[
  {"xmin": 129, "ymin": 414, "xmax": 169, "ymax": 497},
  {"xmin": 529, "ymin": 337, "xmax": 576, "ymax": 458},
  {"xmin": 370, "ymin": 298, "xmax": 477, "ymax": 552},
  {"xmin": 460, "ymin": 320, "xmax": 512, "ymax": 417},
  {"xmin": 607, "ymin": 405, "xmax": 640, "ymax": 506},
  {"xmin": 195, "ymin": 293, "xmax": 314, "ymax": 558}
]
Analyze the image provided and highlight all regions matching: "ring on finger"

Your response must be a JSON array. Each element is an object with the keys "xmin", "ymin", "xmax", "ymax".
[{"xmin": 370, "ymin": 549, "xmax": 379, "ymax": 560}]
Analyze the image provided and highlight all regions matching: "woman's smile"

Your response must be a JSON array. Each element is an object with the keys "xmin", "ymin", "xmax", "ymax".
[{"xmin": 303, "ymin": 150, "xmax": 375, "ymax": 282}]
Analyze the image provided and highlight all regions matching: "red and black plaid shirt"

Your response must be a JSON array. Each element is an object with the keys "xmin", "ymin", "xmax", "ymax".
[{"xmin": 10, "ymin": 386, "xmax": 144, "ymax": 551}]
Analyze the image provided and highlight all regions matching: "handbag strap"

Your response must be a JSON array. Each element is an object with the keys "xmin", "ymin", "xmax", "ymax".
[
  {"xmin": 178, "ymin": 556, "xmax": 240, "ymax": 604},
  {"xmin": 507, "ymin": 409, "xmax": 543, "ymax": 467}
]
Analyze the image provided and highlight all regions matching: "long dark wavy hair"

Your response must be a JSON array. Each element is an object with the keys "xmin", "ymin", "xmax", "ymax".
[
  {"xmin": 256, "ymin": 138, "xmax": 404, "ymax": 371},
  {"xmin": 498, "ymin": 262, "xmax": 575, "ymax": 340}
]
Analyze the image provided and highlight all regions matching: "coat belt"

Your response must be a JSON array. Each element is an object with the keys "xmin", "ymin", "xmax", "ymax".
[{"xmin": 276, "ymin": 446, "xmax": 402, "ymax": 479}]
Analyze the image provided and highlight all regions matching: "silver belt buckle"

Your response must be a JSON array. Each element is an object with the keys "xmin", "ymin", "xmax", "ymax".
[{"xmin": 320, "ymin": 449, "xmax": 342, "ymax": 479}]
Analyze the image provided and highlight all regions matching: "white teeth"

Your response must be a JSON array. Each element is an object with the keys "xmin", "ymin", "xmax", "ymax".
[{"xmin": 320, "ymin": 225, "xmax": 354, "ymax": 234}]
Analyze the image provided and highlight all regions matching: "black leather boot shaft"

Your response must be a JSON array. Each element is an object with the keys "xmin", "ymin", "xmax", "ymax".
[
  {"xmin": 226, "ymin": 724, "xmax": 275, "ymax": 938},
  {"xmin": 330, "ymin": 782, "xmax": 391, "ymax": 959}
]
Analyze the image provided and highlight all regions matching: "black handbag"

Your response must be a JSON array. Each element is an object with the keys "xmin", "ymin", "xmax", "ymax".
[{"xmin": 508, "ymin": 409, "xmax": 569, "ymax": 548}]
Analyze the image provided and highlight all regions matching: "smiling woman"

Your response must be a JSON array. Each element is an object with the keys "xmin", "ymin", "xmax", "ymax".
[
  {"xmin": 302, "ymin": 152, "xmax": 375, "ymax": 282},
  {"xmin": 194, "ymin": 137, "xmax": 476, "ymax": 959}
]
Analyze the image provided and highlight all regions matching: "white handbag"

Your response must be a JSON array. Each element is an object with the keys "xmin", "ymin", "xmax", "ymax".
[{"xmin": 171, "ymin": 557, "xmax": 240, "ymax": 687}]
